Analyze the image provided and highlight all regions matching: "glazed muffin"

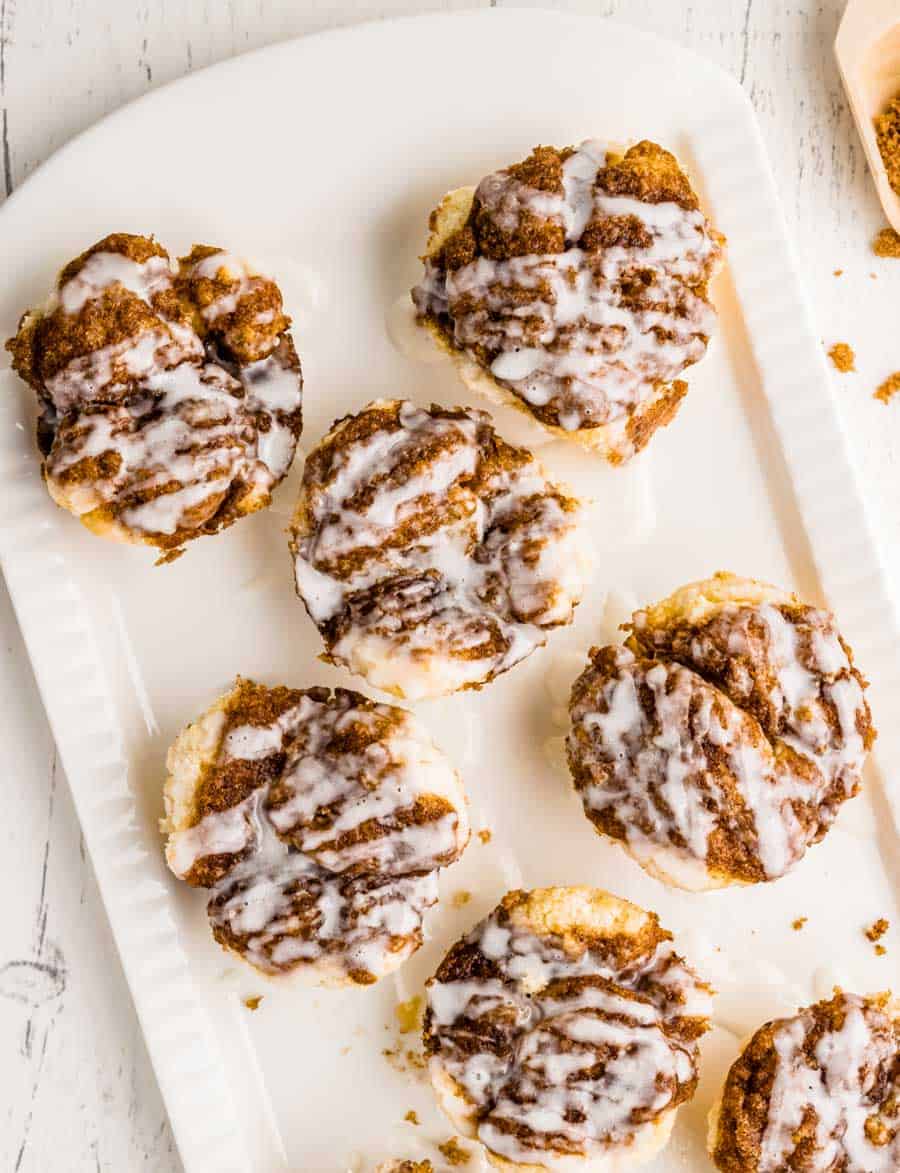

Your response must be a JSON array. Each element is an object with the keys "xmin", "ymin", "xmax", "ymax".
[
  {"xmin": 162, "ymin": 678, "xmax": 469, "ymax": 985},
  {"xmin": 412, "ymin": 140, "xmax": 724, "ymax": 464},
  {"xmin": 7, "ymin": 234, "xmax": 303, "ymax": 558},
  {"xmin": 289, "ymin": 399, "xmax": 588, "ymax": 700},
  {"xmin": 708, "ymin": 990, "xmax": 900, "ymax": 1172},
  {"xmin": 424, "ymin": 886, "xmax": 712, "ymax": 1170},
  {"xmin": 566, "ymin": 572, "xmax": 875, "ymax": 890}
]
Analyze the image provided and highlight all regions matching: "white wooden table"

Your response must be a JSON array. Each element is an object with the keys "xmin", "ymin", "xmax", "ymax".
[{"xmin": 1, "ymin": 1, "xmax": 897, "ymax": 1168}]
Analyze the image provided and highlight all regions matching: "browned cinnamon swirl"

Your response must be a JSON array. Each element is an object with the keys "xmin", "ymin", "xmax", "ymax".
[
  {"xmin": 412, "ymin": 141, "xmax": 724, "ymax": 464},
  {"xmin": 289, "ymin": 399, "xmax": 588, "ymax": 700},
  {"xmin": 7, "ymin": 233, "xmax": 303, "ymax": 558},
  {"xmin": 709, "ymin": 990, "xmax": 900, "ymax": 1172},
  {"xmin": 162, "ymin": 679, "xmax": 469, "ymax": 985},
  {"xmin": 567, "ymin": 573, "xmax": 875, "ymax": 890},
  {"xmin": 424, "ymin": 887, "xmax": 712, "ymax": 1170}
]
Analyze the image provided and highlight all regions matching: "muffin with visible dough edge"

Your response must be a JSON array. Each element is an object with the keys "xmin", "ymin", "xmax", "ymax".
[
  {"xmin": 162, "ymin": 677, "xmax": 469, "ymax": 986},
  {"xmin": 7, "ymin": 233, "xmax": 303, "ymax": 559},
  {"xmin": 289, "ymin": 398, "xmax": 588, "ymax": 700},
  {"xmin": 567, "ymin": 572, "xmax": 875, "ymax": 891},
  {"xmin": 412, "ymin": 140, "xmax": 724, "ymax": 465},
  {"xmin": 424, "ymin": 886, "xmax": 713, "ymax": 1171}
]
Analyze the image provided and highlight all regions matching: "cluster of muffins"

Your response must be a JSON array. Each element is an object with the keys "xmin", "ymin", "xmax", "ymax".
[{"xmin": 6, "ymin": 140, "xmax": 894, "ymax": 1173}]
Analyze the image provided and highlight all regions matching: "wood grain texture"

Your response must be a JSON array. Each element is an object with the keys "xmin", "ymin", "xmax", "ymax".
[{"xmin": 1, "ymin": 2, "xmax": 897, "ymax": 1170}]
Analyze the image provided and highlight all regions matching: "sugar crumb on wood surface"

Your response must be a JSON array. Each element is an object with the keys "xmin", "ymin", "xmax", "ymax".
[
  {"xmin": 873, "ymin": 227, "xmax": 900, "ymax": 257},
  {"xmin": 242, "ymin": 995, "xmax": 263, "ymax": 1011},
  {"xmin": 792, "ymin": 916, "xmax": 807, "ymax": 931},
  {"xmin": 865, "ymin": 918, "xmax": 889, "ymax": 942},
  {"xmin": 404, "ymin": 1109, "xmax": 419, "ymax": 1125},
  {"xmin": 875, "ymin": 372, "xmax": 900, "ymax": 404},
  {"xmin": 827, "ymin": 342, "xmax": 855, "ymax": 372},
  {"xmin": 477, "ymin": 828, "xmax": 492, "ymax": 844}
]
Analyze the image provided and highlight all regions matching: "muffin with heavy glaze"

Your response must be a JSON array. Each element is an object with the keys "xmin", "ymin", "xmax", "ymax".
[
  {"xmin": 566, "ymin": 572, "xmax": 875, "ymax": 890},
  {"xmin": 7, "ymin": 233, "xmax": 303, "ymax": 558},
  {"xmin": 412, "ymin": 141, "xmax": 724, "ymax": 464}
]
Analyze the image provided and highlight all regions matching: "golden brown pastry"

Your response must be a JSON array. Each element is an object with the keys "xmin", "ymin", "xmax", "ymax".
[
  {"xmin": 424, "ymin": 887, "xmax": 712, "ymax": 1170},
  {"xmin": 412, "ymin": 141, "xmax": 724, "ymax": 464},
  {"xmin": 162, "ymin": 679, "xmax": 468, "ymax": 985},
  {"xmin": 289, "ymin": 399, "xmax": 588, "ymax": 700},
  {"xmin": 7, "ymin": 234, "xmax": 303, "ymax": 557},
  {"xmin": 708, "ymin": 990, "xmax": 900, "ymax": 1172},
  {"xmin": 566, "ymin": 573, "xmax": 875, "ymax": 890}
]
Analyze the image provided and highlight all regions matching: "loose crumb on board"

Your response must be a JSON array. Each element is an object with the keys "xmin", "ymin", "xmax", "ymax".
[
  {"xmin": 396, "ymin": 995, "xmax": 424, "ymax": 1034},
  {"xmin": 438, "ymin": 1138, "xmax": 472, "ymax": 1166},
  {"xmin": 865, "ymin": 918, "xmax": 889, "ymax": 943},
  {"xmin": 875, "ymin": 372, "xmax": 900, "ymax": 404},
  {"xmin": 404, "ymin": 1110, "xmax": 420, "ymax": 1126},
  {"xmin": 451, "ymin": 890, "xmax": 472, "ymax": 909},
  {"xmin": 792, "ymin": 917, "xmax": 808, "ymax": 931},
  {"xmin": 242, "ymin": 995, "xmax": 263, "ymax": 1011},
  {"xmin": 383, "ymin": 1045, "xmax": 427, "ymax": 1076},
  {"xmin": 477, "ymin": 828, "xmax": 492, "ymax": 845},
  {"xmin": 833, "ymin": 268, "xmax": 843, "ymax": 276},
  {"xmin": 828, "ymin": 342, "xmax": 855, "ymax": 372},
  {"xmin": 876, "ymin": 944, "xmax": 887, "ymax": 957},
  {"xmin": 873, "ymin": 226, "xmax": 900, "ymax": 257}
]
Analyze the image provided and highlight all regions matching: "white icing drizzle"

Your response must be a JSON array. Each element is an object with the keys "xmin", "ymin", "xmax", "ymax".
[
  {"xmin": 25, "ymin": 240, "xmax": 302, "ymax": 543},
  {"xmin": 568, "ymin": 599, "xmax": 871, "ymax": 882},
  {"xmin": 753, "ymin": 994, "xmax": 899, "ymax": 1172},
  {"xmin": 291, "ymin": 400, "xmax": 586, "ymax": 699},
  {"xmin": 426, "ymin": 901, "xmax": 711, "ymax": 1166},
  {"xmin": 166, "ymin": 687, "xmax": 468, "ymax": 981},
  {"xmin": 413, "ymin": 140, "xmax": 721, "ymax": 457}
]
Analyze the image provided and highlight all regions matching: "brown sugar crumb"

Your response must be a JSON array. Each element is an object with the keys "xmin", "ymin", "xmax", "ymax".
[
  {"xmin": 438, "ymin": 1138, "xmax": 471, "ymax": 1166},
  {"xmin": 451, "ymin": 890, "xmax": 471, "ymax": 909},
  {"xmin": 865, "ymin": 918, "xmax": 889, "ymax": 943},
  {"xmin": 382, "ymin": 1045, "xmax": 427, "ymax": 1077},
  {"xmin": 477, "ymin": 828, "xmax": 492, "ymax": 845},
  {"xmin": 874, "ymin": 372, "xmax": 900, "ymax": 404},
  {"xmin": 395, "ymin": 995, "xmax": 424, "ymax": 1034},
  {"xmin": 404, "ymin": 1110, "xmax": 419, "ymax": 1126},
  {"xmin": 792, "ymin": 917, "xmax": 807, "ymax": 931},
  {"xmin": 875, "ymin": 96, "xmax": 900, "ymax": 196},
  {"xmin": 242, "ymin": 995, "xmax": 263, "ymax": 1011},
  {"xmin": 833, "ymin": 268, "xmax": 843, "ymax": 276},
  {"xmin": 873, "ymin": 226, "xmax": 900, "ymax": 257},
  {"xmin": 828, "ymin": 342, "xmax": 855, "ymax": 373},
  {"xmin": 876, "ymin": 944, "xmax": 887, "ymax": 956}
]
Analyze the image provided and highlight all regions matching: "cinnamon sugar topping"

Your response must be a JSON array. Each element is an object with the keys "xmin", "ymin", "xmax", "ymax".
[{"xmin": 828, "ymin": 342, "xmax": 856, "ymax": 373}]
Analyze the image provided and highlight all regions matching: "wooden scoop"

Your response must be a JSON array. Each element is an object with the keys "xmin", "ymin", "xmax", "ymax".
[{"xmin": 836, "ymin": 0, "xmax": 900, "ymax": 231}]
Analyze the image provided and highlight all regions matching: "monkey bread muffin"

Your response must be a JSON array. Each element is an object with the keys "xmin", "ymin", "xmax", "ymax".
[
  {"xmin": 289, "ymin": 399, "xmax": 588, "ymax": 700},
  {"xmin": 412, "ymin": 140, "xmax": 724, "ymax": 464},
  {"xmin": 708, "ymin": 990, "xmax": 900, "ymax": 1172},
  {"xmin": 162, "ymin": 678, "xmax": 469, "ymax": 985},
  {"xmin": 566, "ymin": 572, "xmax": 875, "ymax": 890},
  {"xmin": 7, "ymin": 233, "xmax": 303, "ymax": 558},
  {"xmin": 424, "ymin": 886, "xmax": 712, "ymax": 1170}
]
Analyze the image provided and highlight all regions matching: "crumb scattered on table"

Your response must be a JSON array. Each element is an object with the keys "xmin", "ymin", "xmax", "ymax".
[
  {"xmin": 873, "ymin": 226, "xmax": 900, "ymax": 257},
  {"xmin": 875, "ymin": 372, "xmax": 900, "ymax": 404},
  {"xmin": 438, "ymin": 1138, "xmax": 471, "ymax": 1166},
  {"xmin": 451, "ymin": 890, "xmax": 472, "ymax": 909},
  {"xmin": 792, "ymin": 917, "xmax": 807, "ymax": 931},
  {"xmin": 477, "ymin": 828, "xmax": 492, "ymax": 845},
  {"xmin": 833, "ymin": 268, "xmax": 843, "ymax": 276},
  {"xmin": 395, "ymin": 995, "xmax": 424, "ymax": 1034},
  {"xmin": 876, "ymin": 944, "xmax": 887, "ymax": 957},
  {"xmin": 404, "ymin": 1110, "xmax": 420, "ymax": 1126},
  {"xmin": 383, "ymin": 1045, "xmax": 427, "ymax": 1076},
  {"xmin": 865, "ymin": 918, "xmax": 889, "ymax": 943},
  {"xmin": 828, "ymin": 342, "xmax": 855, "ymax": 372},
  {"xmin": 243, "ymin": 995, "xmax": 263, "ymax": 1011}
]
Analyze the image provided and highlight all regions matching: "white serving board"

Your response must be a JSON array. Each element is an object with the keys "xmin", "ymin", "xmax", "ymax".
[{"xmin": 0, "ymin": 10, "xmax": 897, "ymax": 1173}]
